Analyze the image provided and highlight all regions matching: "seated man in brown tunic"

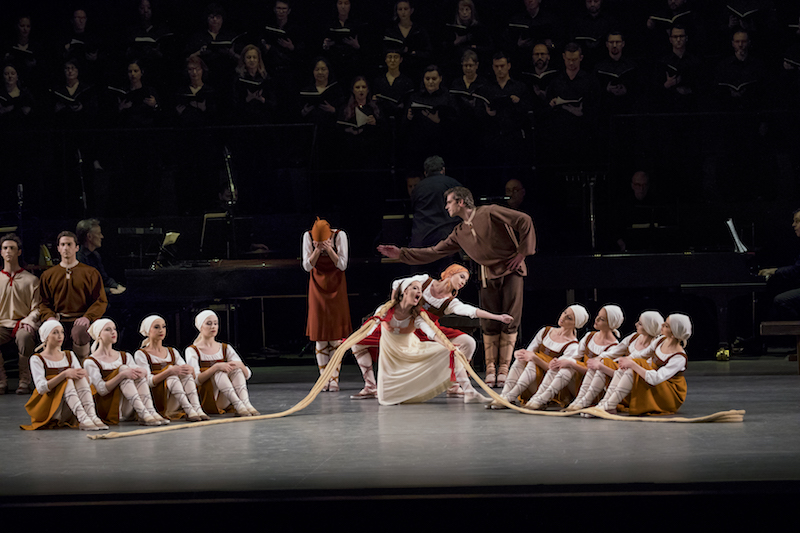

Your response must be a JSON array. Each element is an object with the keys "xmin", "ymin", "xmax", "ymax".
[{"xmin": 39, "ymin": 231, "xmax": 107, "ymax": 362}]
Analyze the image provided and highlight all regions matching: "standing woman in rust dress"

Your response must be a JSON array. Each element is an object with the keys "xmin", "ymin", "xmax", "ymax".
[{"xmin": 302, "ymin": 217, "xmax": 352, "ymax": 392}]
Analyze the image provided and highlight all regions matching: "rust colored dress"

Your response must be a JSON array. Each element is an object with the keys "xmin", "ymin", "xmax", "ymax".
[{"xmin": 303, "ymin": 229, "xmax": 352, "ymax": 341}]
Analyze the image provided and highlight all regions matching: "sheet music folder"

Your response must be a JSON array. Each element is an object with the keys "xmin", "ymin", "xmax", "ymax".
[{"xmin": 725, "ymin": 218, "xmax": 748, "ymax": 253}]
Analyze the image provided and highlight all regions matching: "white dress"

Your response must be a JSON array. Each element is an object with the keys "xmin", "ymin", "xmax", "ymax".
[{"xmin": 377, "ymin": 309, "xmax": 458, "ymax": 406}]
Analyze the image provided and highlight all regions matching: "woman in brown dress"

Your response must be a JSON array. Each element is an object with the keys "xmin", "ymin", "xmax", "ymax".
[{"xmin": 302, "ymin": 218, "xmax": 352, "ymax": 392}]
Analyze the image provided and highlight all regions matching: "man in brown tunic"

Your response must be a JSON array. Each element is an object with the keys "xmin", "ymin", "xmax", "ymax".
[
  {"xmin": 378, "ymin": 186, "xmax": 536, "ymax": 388},
  {"xmin": 39, "ymin": 231, "xmax": 107, "ymax": 361}
]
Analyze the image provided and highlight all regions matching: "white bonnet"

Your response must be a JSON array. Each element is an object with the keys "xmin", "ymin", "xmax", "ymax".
[
  {"xmin": 668, "ymin": 313, "xmax": 693, "ymax": 344},
  {"xmin": 602, "ymin": 304, "xmax": 624, "ymax": 338},
  {"xmin": 567, "ymin": 304, "xmax": 589, "ymax": 329},
  {"xmin": 195, "ymin": 309, "xmax": 218, "ymax": 330},
  {"xmin": 139, "ymin": 315, "xmax": 164, "ymax": 337},
  {"xmin": 639, "ymin": 311, "xmax": 665, "ymax": 338},
  {"xmin": 38, "ymin": 320, "xmax": 63, "ymax": 348},
  {"xmin": 397, "ymin": 278, "xmax": 422, "ymax": 298},
  {"xmin": 88, "ymin": 318, "xmax": 115, "ymax": 352}
]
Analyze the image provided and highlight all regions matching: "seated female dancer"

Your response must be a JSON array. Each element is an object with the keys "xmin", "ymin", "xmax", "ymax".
[
  {"xmin": 184, "ymin": 310, "xmax": 259, "ymax": 417},
  {"xmin": 21, "ymin": 320, "xmax": 105, "ymax": 431},
  {"xmin": 376, "ymin": 279, "xmax": 489, "ymax": 405},
  {"xmin": 594, "ymin": 313, "xmax": 692, "ymax": 416},
  {"xmin": 525, "ymin": 304, "xmax": 624, "ymax": 410},
  {"xmin": 85, "ymin": 318, "xmax": 164, "ymax": 426},
  {"xmin": 490, "ymin": 304, "xmax": 588, "ymax": 409},
  {"xmin": 350, "ymin": 264, "xmax": 512, "ymax": 400},
  {"xmin": 566, "ymin": 310, "xmax": 664, "ymax": 411},
  {"xmin": 134, "ymin": 315, "xmax": 208, "ymax": 422}
]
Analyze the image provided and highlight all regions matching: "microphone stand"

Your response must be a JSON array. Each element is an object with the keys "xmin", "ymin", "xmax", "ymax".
[
  {"xmin": 222, "ymin": 146, "xmax": 238, "ymax": 260},
  {"xmin": 16, "ymin": 183, "xmax": 23, "ymax": 236},
  {"xmin": 76, "ymin": 149, "xmax": 88, "ymax": 217}
]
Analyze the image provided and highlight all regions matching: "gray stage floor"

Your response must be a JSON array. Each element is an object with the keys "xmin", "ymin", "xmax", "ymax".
[{"xmin": 1, "ymin": 357, "xmax": 799, "ymax": 524}]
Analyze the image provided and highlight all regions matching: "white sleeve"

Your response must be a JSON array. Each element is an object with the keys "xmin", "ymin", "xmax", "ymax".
[
  {"xmin": 644, "ymin": 355, "xmax": 687, "ymax": 386},
  {"xmin": 525, "ymin": 327, "xmax": 547, "ymax": 352},
  {"xmin": 173, "ymin": 348, "xmax": 188, "ymax": 366},
  {"xmin": 574, "ymin": 333, "xmax": 590, "ymax": 360},
  {"xmin": 444, "ymin": 297, "xmax": 479, "ymax": 319},
  {"xmin": 415, "ymin": 314, "xmax": 438, "ymax": 340},
  {"xmin": 133, "ymin": 350, "xmax": 155, "ymax": 388},
  {"xmin": 22, "ymin": 278, "xmax": 41, "ymax": 328},
  {"xmin": 31, "ymin": 356, "xmax": 49, "ymax": 395},
  {"xmin": 602, "ymin": 333, "xmax": 633, "ymax": 359},
  {"xmin": 84, "ymin": 358, "xmax": 110, "ymax": 396},
  {"xmin": 301, "ymin": 232, "xmax": 314, "ymax": 272},
  {"xmin": 562, "ymin": 341, "xmax": 581, "ymax": 360},
  {"xmin": 335, "ymin": 231, "xmax": 349, "ymax": 271},
  {"xmin": 227, "ymin": 345, "xmax": 252, "ymax": 380},
  {"xmin": 578, "ymin": 333, "xmax": 590, "ymax": 353},
  {"xmin": 184, "ymin": 346, "xmax": 202, "ymax": 384}
]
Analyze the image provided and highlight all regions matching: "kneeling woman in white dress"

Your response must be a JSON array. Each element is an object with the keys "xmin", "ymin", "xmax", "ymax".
[
  {"xmin": 84, "ymin": 318, "xmax": 165, "ymax": 426},
  {"xmin": 21, "ymin": 320, "xmax": 105, "ymax": 431},
  {"xmin": 377, "ymin": 279, "xmax": 490, "ymax": 405},
  {"xmin": 351, "ymin": 264, "xmax": 512, "ymax": 399},
  {"xmin": 134, "ymin": 315, "xmax": 209, "ymax": 422},
  {"xmin": 184, "ymin": 310, "xmax": 259, "ymax": 417},
  {"xmin": 594, "ymin": 313, "xmax": 692, "ymax": 416}
]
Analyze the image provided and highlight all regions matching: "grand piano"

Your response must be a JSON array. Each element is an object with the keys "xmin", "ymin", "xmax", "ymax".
[
  {"xmin": 526, "ymin": 251, "xmax": 764, "ymax": 356},
  {"xmin": 124, "ymin": 251, "xmax": 762, "ymax": 356}
]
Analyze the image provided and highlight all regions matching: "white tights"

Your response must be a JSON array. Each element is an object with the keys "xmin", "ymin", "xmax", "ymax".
[
  {"xmin": 352, "ymin": 346, "xmax": 376, "ymax": 392},
  {"xmin": 569, "ymin": 366, "xmax": 610, "ymax": 409},
  {"xmin": 116, "ymin": 366, "xmax": 157, "ymax": 420},
  {"xmin": 499, "ymin": 359, "xmax": 537, "ymax": 401},
  {"xmin": 164, "ymin": 374, "xmax": 203, "ymax": 414},
  {"xmin": 597, "ymin": 368, "xmax": 635, "ymax": 411},
  {"xmin": 62, "ymin": 377, "xmax": 100, "ymax": 423},
  {"xmin": 315, "ymin": 340, "xmax": 342, "ymax": 389},
  {"xmin": 528, "ymin": 367, "xmax": 577, "ymax": 408},
  {"xmin": 212, "ymin": 368, "xmax": 254, "ymax": 413}
]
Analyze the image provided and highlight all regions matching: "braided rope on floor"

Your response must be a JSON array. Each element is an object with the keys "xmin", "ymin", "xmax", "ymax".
[{"xmin": 88, "ymin": 302, "xmax": 743, "ymax": 440}]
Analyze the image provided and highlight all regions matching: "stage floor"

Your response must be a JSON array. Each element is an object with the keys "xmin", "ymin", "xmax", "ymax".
[{"xmin": 2, "ymin": 356, "xmax": 799, "ymax": 525}]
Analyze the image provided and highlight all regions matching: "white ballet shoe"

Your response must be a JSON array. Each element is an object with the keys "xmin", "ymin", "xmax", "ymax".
[
  {"xmin": 523, "ymin": 398, "xmax": 544, "ymax": 410},
  {"xmin": 564, "ymin": 401, "xmax": 585, "ymax": 412},
  {"xmin": 140, "ymin": 414, "xmax": 161, "ymax": 426},
  {"xmin": 80, "ymin": 420, "xmax": 102, "ymax": 431},
  {"xmin": 91, "ymin": 417, "xmax": 109, "ymax": 430},
  {"xmin": 234, "ymin": 404, "xmax": 253, "ymax": 417},
  {"xmin": 486, "ymin": 396, "xmax": 512, "ymax": 409},
  {"xmin": 446, "ymin": 384, "xmax": 464, "ymax": 397},
  {"xmin": 186, "ymin": 409, "xmax": 203, "ymax": 422},
  {"xmin": 327, "ymin": 380, "xmax": 340, "ymax": 392},
  {"xmin": 464, "ymin": 390, "xmax": 492, "ymax": 404}
]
